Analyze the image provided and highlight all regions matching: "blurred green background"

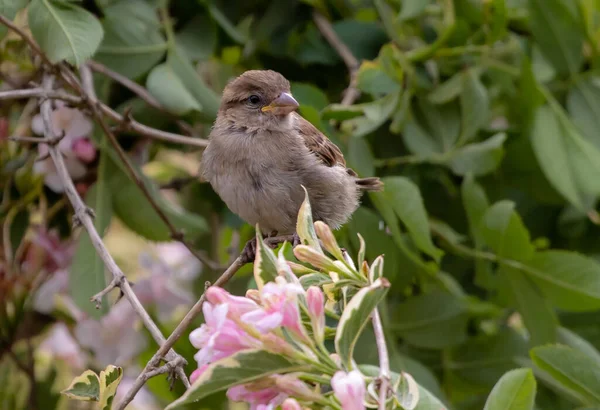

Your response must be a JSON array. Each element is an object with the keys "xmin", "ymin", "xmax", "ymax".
[{"xmin": 3, "ymin": 0, "xmax": 600, "ymax": 409}]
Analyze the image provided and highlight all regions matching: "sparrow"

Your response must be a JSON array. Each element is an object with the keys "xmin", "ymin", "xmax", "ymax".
[{"xmin": 201, "ymin": 70, "xmax": 383, "ymax": 261}]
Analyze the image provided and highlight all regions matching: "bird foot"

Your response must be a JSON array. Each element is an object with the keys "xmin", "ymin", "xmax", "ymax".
[
  {"xmin": 292, "ymin": 232, "xmax": 301, "ymax": 247},
  {"xmin": 240, "ymin": 237, "xmax": 258, "ymax": 264}
]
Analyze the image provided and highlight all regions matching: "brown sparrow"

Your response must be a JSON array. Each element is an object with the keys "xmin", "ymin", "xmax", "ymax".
[{"xmin": 201, "ymin": 70, "xmax": 383, "ymax": 261}]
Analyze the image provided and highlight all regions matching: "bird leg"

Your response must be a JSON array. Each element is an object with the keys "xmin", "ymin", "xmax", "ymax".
[
  {"xmin": 240, "ymin": 237, "xmax": 258, "ymax": 264},
  {"xmin": 292, "ymin": 232, "xmax": 301, "ymax": 247}
]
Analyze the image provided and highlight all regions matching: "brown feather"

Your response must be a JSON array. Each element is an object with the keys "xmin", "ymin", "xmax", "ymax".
[
  {"xmin": 293, "ymin": 113, "xmax": 383, "ymax": 191},
  {"xmin": 293, "ymin": 112, "xmax": 346, "ymax": 167}
]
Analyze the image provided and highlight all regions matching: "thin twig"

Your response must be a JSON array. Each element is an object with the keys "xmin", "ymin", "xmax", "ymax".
[
  {"xmin": 87, "ymin": 60, "xmax": 196, "ymax": 137},
  {"xmin": 37, "ymin": 73, "xmax": 190, "ymax": 388},
  {"xmin": 372, "ymin": 308, "xmax": 390, "ymax": 410},
  {"xmin": 78, "ymin": 64, "xmax": 220, "ymax": 270},
  {"xmin": 116, "ymin": 234, "xmax": 294, "ymax": 409},
  {"xmin": 313, "ymin": 11, "xmax": 360, "ymax": 106},
  {"xmin": 0, "ymin": 86, "xmax": 209, "ymax": 148},
  {"xmin": 0, "ymin": 14, "xmax": 51, "ymax": 67}
]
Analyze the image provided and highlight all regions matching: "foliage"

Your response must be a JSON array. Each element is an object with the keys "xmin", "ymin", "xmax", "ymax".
[{"xmin": 2, "ymin": 0, "xmax": 600, "ymax": 409}]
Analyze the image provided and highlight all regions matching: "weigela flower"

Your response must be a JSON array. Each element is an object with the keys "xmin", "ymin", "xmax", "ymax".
[
  {"xmin": 306, "ymin": 286, "xmax": 325, "ymax": 343},
  {"xmin": 331, "ymin": 370, "xmax": 366, "ymax": 410},
  {"xmin": 31, "ymin": 101, "xmax": 96, "ymax": 192},
  {"xmin": 282, "ymin": 398, "xmax": 302, "ymax": 410},
  {"xmin": 189, "ymin": 302, "xmax": 262, "ymax": 367},
  {"xmin": 227, "ymin": 383, "xmax": 287, "ymax": 410}
]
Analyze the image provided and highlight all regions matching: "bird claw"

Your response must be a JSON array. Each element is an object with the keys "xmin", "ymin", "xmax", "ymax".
[
  {"xmin": 240, "ymin": 237, "xmax": 257, "ymax": 264},
  {"xmin": 292, "ymin": 232, "xmax": 301, "ymax": 247}
]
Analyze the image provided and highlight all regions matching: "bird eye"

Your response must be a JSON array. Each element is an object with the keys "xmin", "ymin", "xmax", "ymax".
[{"xmin": 247, "ymin": 95, "xmax": 261, "ymax": 105}]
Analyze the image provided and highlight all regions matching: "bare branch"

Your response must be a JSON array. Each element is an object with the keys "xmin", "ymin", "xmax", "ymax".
[
  {"xmin": 86, "ymin": 60, "xmax": 197, "ymax": 137},
  {"xmin": 372, "ymin": 308, "xmax": 391, "ymax": 410},
  {"xmin": 78, "ymin": 64, "xmax": 220, "ymax": 270},
  {"xmin": 37, "ymin": 73, "xmax": 190, "ymax": 389},
  {"xmin": 313, "ymin": 11, "xmax": 360, "ymax": 106}
]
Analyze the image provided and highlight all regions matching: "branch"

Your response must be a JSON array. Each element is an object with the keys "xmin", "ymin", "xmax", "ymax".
[
  {"xmin": 116, "ymin": 234, "xmax": 294, "ymax": 410},
  {"xmin": 313, "ymin": 11, "xmax": 360, "ymax": 106},
  {"xmin": 372, "ymin": 308, "xmax": 390, "ymax": 410},
  {"xmin": 78, "ymin": 64, "xmax": 220, "ymax": 271},
  {"xmin": 87, "ymin": 60, "xmax": 197, "ymax": 137},
  {"xmin": 37, "ymin": 73, "xmax": 190, "ymax": 388}
]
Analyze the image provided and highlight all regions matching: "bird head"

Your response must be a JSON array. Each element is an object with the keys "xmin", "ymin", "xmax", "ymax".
[{"xmin": 219, "ymin": 70, "xmax": 299, "ymax": 130}]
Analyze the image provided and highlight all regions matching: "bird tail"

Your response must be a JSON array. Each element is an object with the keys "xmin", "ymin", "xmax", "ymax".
[{"xmin": 356, "ymin": 177, "xmax": 384, "ymax": 192}]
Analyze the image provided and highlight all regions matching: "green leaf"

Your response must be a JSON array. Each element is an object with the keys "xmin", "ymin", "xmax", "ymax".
[
  {"xmin": 416, "ymin": 97, "xmax": 461, "ymax": 152},
  {"xmin": 98, "ymin": 365, "xmax": 123, "ymax": 410},
  {"xmin": 296, "ymin": 187, "xmax": 321, "ymax": 251},
  {"xmin": 401, "ymin": 120, "xmax": 442, "ymax": 156},
  {"xmin": 356, "ymin": 61, "xmax": 401, "ymax": 97},
  {"xmin": 527, "ymin": 0, "xmax": 584, "ymax": 75},
  {"xmin": 398, "ymin": 0, "xmax": 431, "ymax": 20},
  {"xmin": 205, "ymin": 2, "xmax": 248, "ymax": 44},
  {"xmin": 104, "ymin": 152, "xmax": 207, "ymax": 242},
  {"xmin": 334, "ymin": 278, "xmax": 390, "ymax": 368},
  {"xmin": 531, "ymin": 345, "xmax": 600, "ymax": 404},
  {"xmin": 381, "ymin": 177, "xmax": 443, "ymax": 262},
  {"xmin": 167, "ymin": 46, "xmax": 220, "ymax": 120},
  {"xmin": 391, "ymin": 290, "xmax": 468, "ymax": 349},
  {"xmin": 291, "ymin": 83, "xmax": 329, "ymax": 111},
  {"xmin": 146, "ymin": 63, "xmax": 202, "ymax": 115},
  {"xmin": 567, "ymin": 76, "xmax": 600, "ymax": 151},
  {"xmin": 480, "ymin": 200, "xmax": 534, "ymax": 261},
  {"xmin": 348, "ymin": 136, "xmax": 376, "ymax": 177},
  {"xmin": 557, "ymin": 327, "xmax": 600, "ymax": 367},
  {"xmin": 70, "ymin": 146, "xmax": 112, "ymax": 319},
  {"xmin": 165, "ymin": 350, "xmax": 302, "ymax": 409},
  {"xmin": 175, "ymin": 14, "xmax": 217, "ymax": 62},
  {"xmin": 524, "ymin": 251, "xmax": 600, "ymax": 312},
  {"xmin": 61, "ymin": 370, "xmax": 101, "ymax": 401},
  {"xmin": 447, "ymin": 133, "xmax": 506, "ymax": 176},
  {"xmin": 427, "ymin": 72, "xmax": 464, "ymax": 104},
  {"xmin": 95, "ymin": 0, "xmax": 166, "ymax": 79},
  {"xmin": 530, "ymin": 103, "xmax": 600, "ymax": 211},
  {"xmin": 253, "ymin": 230, "xmax": 279, "ymax": 289},
  {"xmin": 483, "ymin": 368, "xmax": 536, "ymax": 410},
  {"xmin": 340, "ymin": 92, "xmax": 400, "ymax": 138},
  {"xmin": 460, "ymin": 69, "xmax": 490, "ymax": 144},
  {"xmin": 504, "ymin": 266, "xmax": 558, "ymax": 346},
  {"xmin": 28, "ymin": 0, "xmax": 104, "ymax": 66},
  {"xmin": 0, "ymin": 0, "xmax": 28, "ymax": 38}
]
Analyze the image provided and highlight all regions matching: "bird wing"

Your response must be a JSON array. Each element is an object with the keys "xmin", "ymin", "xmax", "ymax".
[{"xmin": 293, "ymin": 112, "xmax": 346, "ymax": 168}]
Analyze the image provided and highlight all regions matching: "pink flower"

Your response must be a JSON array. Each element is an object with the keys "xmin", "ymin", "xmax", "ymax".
[
  {"xmin": 282, "ymin": 398, "xmax": 302, "ymax": 410},
  {"xmin": 331, "ymin": 370, "xmax": 366, "ymax": 410},
  {"xmin": 227, "ymin": 383, "xmax": 287, "ymax": 410},
  {"xmin": 242, "ymin": 277, "xmax": 306, "ymax": 337},
  {"xmin": 206, "ymin": 287, "xmax": 260, "ymax": 317},
  {"xmin": 189, "ymin": 302, "xmax": 261, "ymax": 366},
  {"xmin": 306, "ymin": 286, "xmax": 325, "ymax": 343},
  {"xmin": 21, "ymin": 228, "xmax": 74, "ymax": 274},
  {"xmin": 31, "ymin": 102, "xmax": 96, "ymax": 192}
]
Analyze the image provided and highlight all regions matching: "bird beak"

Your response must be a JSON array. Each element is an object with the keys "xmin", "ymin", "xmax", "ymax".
[{"xmin": 261, "ymin": 92, "xmax": 299, "ymax": 115}]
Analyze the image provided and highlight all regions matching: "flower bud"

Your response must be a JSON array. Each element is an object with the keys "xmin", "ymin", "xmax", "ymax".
[
  {"xmin": 274, "ymin": 374, "xmax": 322, "ymax": 401},
  {"xmin": 245, "ymin": 289, "xmax": 261, "ymax": 304},
  {"xmin": 314, "ymin": 221, "xmax": 343, "ymax": 260},
  {"xmin": 306, "ymin": 286, "xmax": 325, "ymax": 344},
  {"xmin": 282, "ymin": 398, "xmax": 302, "ymax": 410},
  {"xmin": 189, "ymin": 364, "xmax": 208, "ymax": 384},
  {"xmin": 331, "ymin": 370, "xmax": 366, "ymax": 410},
  {"xmin": 293, "ymin": 245, "xmax": 337, "ymax": 271},
  {"xmin": 206, "ymin": 286, "xmax": 259, "ymax": 317}
]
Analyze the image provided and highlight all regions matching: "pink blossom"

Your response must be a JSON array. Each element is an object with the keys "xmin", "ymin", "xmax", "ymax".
[
  {"xmin": 244, "ymin": 277, "xmax": 306, "ymax": 337},
  {"xmin": 227, "ymin": 383, "xmax": 287, "ymax": 410},
  {"xmin": 331, "ymin": 370, "xmax": 366, "ymax": 410},
  {"xmin": 189, "ymin": 302, "xmax": 261, "ymax": 366},
  {"xmin": 22, "ymin": 228, "xmax": 74, "ymax": 274},
  {"xmin": 306, "ymin": 286, "xmax": 325, "ymax": 342},
  {"xmin": 282, "ymin": 398, "xmax": 302, "ymax": 410},
  {"xmin": 31, "ymin": 102, "xmax": 96, "ymax": 192},
  {"xmin": 206, "ymin": 287, "xmax": 260, "ymax": 317}
]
